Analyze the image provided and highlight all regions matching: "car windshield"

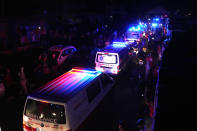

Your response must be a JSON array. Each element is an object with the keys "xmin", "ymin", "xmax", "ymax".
[
  {"xmin": 24, "ymin": 99, "xmax": 66, "ymax": 124},
  {"xmin": 97, "ymin": 54, "xmax": 117, "ymax": 64}
]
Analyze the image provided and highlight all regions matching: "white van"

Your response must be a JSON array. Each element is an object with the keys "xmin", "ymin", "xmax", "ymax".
[
  {"xmin": 125, "ymin": 31, "xmax": 141, "ymax": 43},
  {"xmin": 23, "ymin": 68, "xmax": 114, "ymax": 131},
  {"xmin": 95, "ymin": 42, "xmax": 131, "ymax": 75}
]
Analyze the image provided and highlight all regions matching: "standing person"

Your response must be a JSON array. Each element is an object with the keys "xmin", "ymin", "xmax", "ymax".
[
  {"xmin": 42, "ymin": 55, "xmax": 51, "ymax": 79},
  {"xmin": 157, "ymin": 45, "xmax": 162, "ymax": 62},
  {"xmin": 153, "ymin": 66, "xmax": 159, "ymax": 85},
  {"xmin": 145, "ymin": 53, "xmax": 153, "ymax": 79},
  {"xmin": 118, "ymin": 120, "xmax": 126, "ymax": 131},
  {"xmin": 145, "ymin": 60, "xmax": 150, "ymax": 82},
  {"xmin": 34, "ymin": 55, "xmax": 43, "ymax": 73},
  {"xmin": 136, "ymin": 118, "xmax": 144, "ymax": 131},
  {"xmin": 18, "ymin": 66, "xmax": 28, "ymax": 95},
  {"xmin": 133, "ymin": 40, "xmax": 138, "ymax": 47},
  {"xmin": 32, "ymin": 55, "xmax": 44, "ymax": 88},
  {"xmin": 50, "ymin": 53, "xmax": 58, "ymax": 75},
  {"xmin": 3, "ymin": 67, "xmax": 13, "ymax": 89},
  {"xmin": 0, "ymin": 76, "xmax": 5, "ymax": 98},
  {"xmin": 137, "ymin": 50, "xmax": 146, "ymax": 82},
  {"xmin": 20, "ymin": 29, "xmax": 29, "ymax": 46},
  {"xmin": 144, "ymin": 100, "xmax": 153, "ymax": 131}
]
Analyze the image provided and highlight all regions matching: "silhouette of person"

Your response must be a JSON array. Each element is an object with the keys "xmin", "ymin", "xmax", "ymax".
[{"xmin": 18, "ymin": 66, "xmax": 28, "ymax": 95}]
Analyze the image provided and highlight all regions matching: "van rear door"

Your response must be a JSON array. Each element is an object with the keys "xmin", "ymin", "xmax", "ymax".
[
  {"xmin": 23, "ymin": 98, "xmax": 68, "ymax": 131},
  {"xmin": 95, "ymin": 52, "xmax": 119, "ymax": 74}
]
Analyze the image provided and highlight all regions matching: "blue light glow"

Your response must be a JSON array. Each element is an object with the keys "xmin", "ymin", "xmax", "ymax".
[
  {"xmin": 112, "ymin": 41, "xmax": 127, "ymax": 44},
  {"xmin": 152, "ymin": 23, "xmax": 158, "ymax": 27},
  {"xmin": 128, "ymin": 26, "xmax": 135, "ymax": 31},
  {"xmin": 136, "ymin": 25, "xmax": 141, "ymax": 31},
  {"xmin": 112, "ymin": 43, "xmax": 127, "ymax": 48},
  {"xmin": 153, "ymin": 18, "xmax": 160, "ymax": 21},
  {"xmin": 139, "ymin": 22, "xmax": 143, "ymax": 27},
  {"xmin": 128, "ymin": 26, "xmax": 141, "ymax": 32}
]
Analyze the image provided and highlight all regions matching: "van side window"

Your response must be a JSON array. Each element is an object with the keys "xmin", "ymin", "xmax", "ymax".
[
  {"xmin": 67, "ymin": 49, "xmax": 73, "ymax": 54},
  {"xmin": 61, "ymin": 50, "xmax": 68, "ymax": 56},
  {"xmin": 86, "ymin": 80, "xmax": 101, "ymax": 102}
]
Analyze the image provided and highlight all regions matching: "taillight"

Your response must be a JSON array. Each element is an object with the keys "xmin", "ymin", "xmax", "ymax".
[
  {"xmin": 23, "ymin": 123, "xmax": 32, "ymax": 131},
  {"xmin": 23, "ymin": 121, "xmax": 36, "ymax": 131}
]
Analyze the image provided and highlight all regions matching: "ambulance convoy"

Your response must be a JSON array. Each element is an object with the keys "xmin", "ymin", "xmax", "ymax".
[
  {"xmin": 23, "ymin": 19, "xmax": 154, "ymax": 131},
  {"xmin": 23, "ymin": 41, "xmax": 132, "ymax": 131}
]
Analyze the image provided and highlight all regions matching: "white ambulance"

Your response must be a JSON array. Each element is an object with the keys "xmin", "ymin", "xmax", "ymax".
[
  {"xmin": 95, "ymin": 42, "xmax": 131, "ymax": 75},
  {"xmin": 23, "ymin": 68, "xmax": 114, "ymax": 131}
]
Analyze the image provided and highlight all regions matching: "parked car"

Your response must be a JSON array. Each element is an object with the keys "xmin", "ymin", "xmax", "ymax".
[{"xmin": 44, "ymin": 45, "xmax": 77, "ymax": 66}]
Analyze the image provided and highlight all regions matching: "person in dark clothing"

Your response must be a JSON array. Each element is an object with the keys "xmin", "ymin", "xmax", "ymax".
[
  {"xmin": 50, "ymin": 53, "xmax": 58, "ymax": 74},
  {"xmin": 118, "ymin": 120, "xmax": 126, "ymax": 131},
  {"xmin": 136, "ymin": 118, "xmax": 144, "ymax": 131},
  {"xmin": 34, "ymin": 55, "xmax": 43, "ymax": 73},
  {"xmin": 137, "ymin": 50, "xmax": 146, "ymax": 61},
  {"xmin": 133, "ymin": 40, "xmax": 138, "ymax": 47}
]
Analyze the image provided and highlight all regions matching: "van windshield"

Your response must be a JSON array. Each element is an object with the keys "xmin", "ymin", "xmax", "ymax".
[
  {"xmin": 24, "ymin": 99, "xmax": 66, "ymax": 124},
  {"xmin": 97, "ymin": 54, "xmax": 117, "ymax": 64}
]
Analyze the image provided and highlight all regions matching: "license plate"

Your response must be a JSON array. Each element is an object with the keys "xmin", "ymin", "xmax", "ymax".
[
  {"xmin": 101, "ymin": 64, "xmax": 111, "ymax": 67},
  {"xmin": 104, "ymin": 69, "xmax": 114, "ymax": 74},
  {"xmin": 36, "ymin": 128, "xmax": 47, "ymax": 131},
  {"xmin": 104, "ymin": 68, "xmax": 110, "ymax": 72}
]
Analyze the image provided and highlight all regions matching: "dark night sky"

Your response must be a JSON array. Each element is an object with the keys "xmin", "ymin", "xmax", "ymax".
[{"xmin": 0, "ymin": 0, "xmax": 196, "ymax": 16}]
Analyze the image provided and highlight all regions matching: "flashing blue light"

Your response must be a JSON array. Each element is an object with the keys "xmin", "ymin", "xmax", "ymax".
[
  {"xmin": 112, "ymin": 43, "xmax": 127, "ymax": 48},
  {"xmin": 128, "ymin": 26, "xmax": 135, "ymax": 31},
  {"xmin": 153, "ymin": 18, "xmax": 160, "ymax": 21},
  {"xmin": 128, "ymin": 26, "xmax": 141, "ymax": 32},
  {"xmin": 152, "ymin": 23, "xmax": 158, "ymax": 27},
  {"xmin": 139, "ymin": 22, "xmax": 143, "ymax": 27},
  {"xmin": 128, "ymin": 27, "xmax": 132, "ymax": 31},
  {"xmin": 136, "ymin": 25, "xmax": 141, "ymax": 31},
  {"xmin": 113, "ymin": 41, "xmax": 127, "ymax": 44},
  {"xmin": 96, "ymin": 28, "xmax": 99, "ymax": 32}
]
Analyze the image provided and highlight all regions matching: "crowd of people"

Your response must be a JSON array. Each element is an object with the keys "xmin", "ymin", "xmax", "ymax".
[
  {"xmin": 134, "ymin": 33, "xmax": 167, "ymax": 131},
  {"xmin": 0, "ymin": 65, "xmax": 28, "ymax": 101},
  {"xmin": 0, "ymin": 15, "xmax": 123, "ymax": 51},
  {"xmin": 0, "ymin": 15, "xmax": 119, "ymax": 100}
]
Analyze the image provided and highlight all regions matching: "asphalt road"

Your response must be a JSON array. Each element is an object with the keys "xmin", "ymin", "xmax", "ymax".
[{"xmin": 83, "ymin": 57, "xmax": 141, "ymax": 131}]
